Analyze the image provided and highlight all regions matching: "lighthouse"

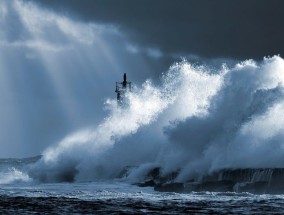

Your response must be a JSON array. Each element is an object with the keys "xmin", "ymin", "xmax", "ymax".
[{"xmin": 115, "ymin": 73, "xmax": 131, "ymax": 105}]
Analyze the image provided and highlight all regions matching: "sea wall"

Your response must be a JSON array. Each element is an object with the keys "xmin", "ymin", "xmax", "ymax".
[{"xmin": 129, "ymin": 167, "xmax": 284, "ymax": 194}]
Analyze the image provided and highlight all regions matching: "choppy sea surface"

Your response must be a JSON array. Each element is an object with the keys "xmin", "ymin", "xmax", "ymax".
[
  {"xmin": 1, "ymin": 181, "xmax": 284, "ymax": 214},
  {"xmin": 0, "ymin": 157, "xmax": 284, "ymax": 214}
]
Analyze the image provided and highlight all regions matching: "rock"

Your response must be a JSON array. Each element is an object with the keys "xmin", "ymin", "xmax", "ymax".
[
  {"xmin": 196, "ymin": 180, "xmax": 235, "ymax": 192},
  {"xmin": 136, "ymin": 180, "xmax": 156, "ymax": 187},
  {"xmin": 154, "ymin": 183, "xmax": 184, "ymax": 193},
  {"xmin": 132, "ymin": 166, "xmax": 284, "ymax": 194},
  {"xmin": 235, "ymin": 182, "xmax": 269, "ymax": 194}
]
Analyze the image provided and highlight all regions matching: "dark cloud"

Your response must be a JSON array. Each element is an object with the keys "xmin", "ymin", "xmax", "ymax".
[{"xmin": 32, "ymin": 0, "xmax": 284, "ymax": 60}]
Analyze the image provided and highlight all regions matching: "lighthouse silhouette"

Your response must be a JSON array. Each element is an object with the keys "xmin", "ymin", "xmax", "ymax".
[{"xmin": 115, "ymin": 73, "xmax": 131, "ymax": 105}]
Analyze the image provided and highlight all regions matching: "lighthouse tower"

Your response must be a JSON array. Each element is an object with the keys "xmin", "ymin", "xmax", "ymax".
[{"xmin": 115, "ymin": 73, "xmax": 131, "ymax": 105}]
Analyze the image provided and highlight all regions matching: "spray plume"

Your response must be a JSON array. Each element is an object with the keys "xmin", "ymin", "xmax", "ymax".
[{"xmin": 30, "ymin": 56, "xmax": 284, "ymax": 183}]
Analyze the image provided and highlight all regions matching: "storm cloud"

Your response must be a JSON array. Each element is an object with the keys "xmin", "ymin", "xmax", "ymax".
[{"xmin": 32, "ymin": 0, "xmax": 284, "ymax": 60}]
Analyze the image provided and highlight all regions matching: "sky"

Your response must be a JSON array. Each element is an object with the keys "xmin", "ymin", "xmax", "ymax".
[
  {"xmin": 0, "ymin": 0, "xmax": 283, "ymax": 158},
  {"xmin": 34, "ymin": 0, "xmax": 284, "ymax": 60}
]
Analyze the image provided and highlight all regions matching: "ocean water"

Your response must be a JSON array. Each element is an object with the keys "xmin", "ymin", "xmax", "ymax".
[
  {"xmin": 2, "ymin": 181, "xmax": 284, "ymax": 214},
  {"xmin": 0, "ymin": 158, "xmax": 284, "ymax": 214}
]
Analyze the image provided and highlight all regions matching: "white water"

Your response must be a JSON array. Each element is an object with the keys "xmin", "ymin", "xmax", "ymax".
[
  {"xmin": 29, "ymin": 55, "xmax": 284, "ymax": 183},
  {"xmin": 0, "ymin": 168, "xmax": 31, "ymax": 184}
]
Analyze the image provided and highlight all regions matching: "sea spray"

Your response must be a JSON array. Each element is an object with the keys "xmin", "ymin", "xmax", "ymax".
[
  {"xmin": 31, "ymin": 80, "xmax": 172, "ymax": 181},
  {"xmin": 30, "ymin": 58, "xmax": 223, "ymax": 182},
  {"xmin": 162, "ymin": 56, "xmax": 284, "ymax": 181},
  {"xmin": 98, "ymin": 56, "xmax": 284, "ymax": 182},
  {"xmin": 26, "ymin": 47, "xmax": 284, "ymax": 182},
  {"xmin": 0, "ymin": 168, "xmax": 32, "ymax": 184}
]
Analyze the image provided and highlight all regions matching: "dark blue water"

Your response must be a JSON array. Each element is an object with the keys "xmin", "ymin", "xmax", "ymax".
[
  {"xmin": 1, "ymin": 180, "xmax": 284, "ymax": 214},
  {"xmin": 1, "ymin": 158, "xmax": 284, "ymax": 214},
  {"xmin": 1, "ymin": 183, "xmax": 284, "ymax": 214}
]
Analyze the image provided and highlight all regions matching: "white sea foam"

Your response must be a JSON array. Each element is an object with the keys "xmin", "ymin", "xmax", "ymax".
[
  {"xmin": 0, "ymin": 167, "xmax": 32, "ymax": 184},
  {"xmin": 30, "ymin": 55, "xmax": 284, "ymax": 183}
]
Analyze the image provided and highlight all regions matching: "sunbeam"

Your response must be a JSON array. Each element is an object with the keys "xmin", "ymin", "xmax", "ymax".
[{"xmin": 0, "ymin": 0, "xmax": 150, "ymax": 157}]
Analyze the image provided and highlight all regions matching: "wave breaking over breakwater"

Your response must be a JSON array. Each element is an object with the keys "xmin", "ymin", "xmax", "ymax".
[{"xmin": 29, "ymin": 55, "xmax": 284, "ymax": 186}]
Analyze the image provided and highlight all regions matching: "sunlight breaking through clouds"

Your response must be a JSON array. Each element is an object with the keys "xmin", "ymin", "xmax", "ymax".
[
  {"xmin": 0, "ymin": 0, "xmax": 154, "ymax": 157},
  {"xmin": 9, "ymin": 0, "xmax": 125, "ymax": 123}
]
